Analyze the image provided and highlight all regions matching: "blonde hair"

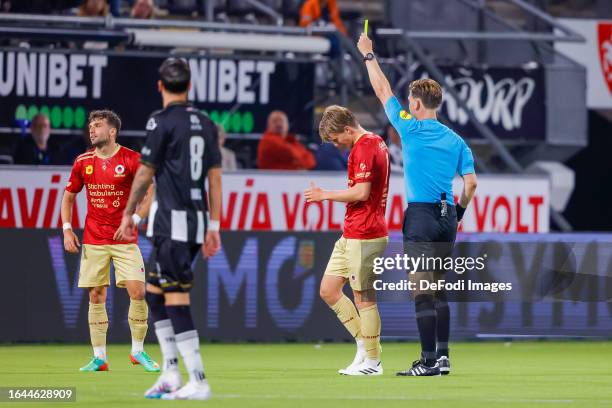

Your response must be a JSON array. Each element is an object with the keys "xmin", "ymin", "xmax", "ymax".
[
  {"xmin": 319, "ymin": 105, "xmax": 357, "ymax": 142},
  {"xmin": 409, "ymin": 78, "xmax": 443, "ymax": 109}
]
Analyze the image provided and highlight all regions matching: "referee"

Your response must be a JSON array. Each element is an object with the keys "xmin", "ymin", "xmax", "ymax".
[
  {"xmin": 357, "ymin": 34, "xmax": 478, "ymax": 376},
  {"xmin": 118, "ymin": 58, "xmax": 222, "ymax": 399}
]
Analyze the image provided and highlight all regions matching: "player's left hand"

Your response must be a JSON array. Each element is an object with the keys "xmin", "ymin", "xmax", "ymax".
[
  {"xmin": 304, "ymin": 182, "xmax": 326, "ymax": 202},
  {"xmin": 357, "ymin": 33, "xmax": 373, "ymax": 56},
  {"xmin": 114, "ymin": 213, "xmax": 136, "ymax": 241},
  {"xmin": 202, "ymin": 230, "xmax": 221, "ymax": 258}
]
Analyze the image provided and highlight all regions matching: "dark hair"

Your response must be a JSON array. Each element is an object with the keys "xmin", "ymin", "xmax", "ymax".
[
  {"xmin": 88, "ymin": 109, "xmax": 122, "ymax": 134},
  {"xmin": 159, "ymin": 58, "xmax": 190, "ymax": 94},
  {"xmin": 409, "ymin": 78, "xmax": 443, "ymax": 110}
]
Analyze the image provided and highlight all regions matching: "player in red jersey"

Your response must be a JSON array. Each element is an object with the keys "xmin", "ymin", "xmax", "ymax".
[
  {"xmin": 60, "ymin": 110, "xmax": 158, "ymax": 372},
  {"xmin": 304, "ymin": 105, "xmax": 390, "ymax": 376}
]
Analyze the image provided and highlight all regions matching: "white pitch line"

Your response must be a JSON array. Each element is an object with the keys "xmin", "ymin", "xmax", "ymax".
[{"xmin": 215, "ymin": 393, "xmax": 583, "ymax": 404}]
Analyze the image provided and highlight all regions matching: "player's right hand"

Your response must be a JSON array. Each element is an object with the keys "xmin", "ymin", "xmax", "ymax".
[{"xmin": 63, "ymin": 229, "xmax": 81, "ymax": 253}]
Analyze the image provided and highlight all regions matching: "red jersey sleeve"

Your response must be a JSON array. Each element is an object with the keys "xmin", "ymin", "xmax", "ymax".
[
  {"xmin": 351, "ymin": 141, "xmax": 376, "ymax": 184},
  {"xmin": 66, "ymin": 159, "xmax": 84, "ymax": 193},
  {"xmin": 129, "ymin": 151, "xmax": 141, "ymax": 175}
]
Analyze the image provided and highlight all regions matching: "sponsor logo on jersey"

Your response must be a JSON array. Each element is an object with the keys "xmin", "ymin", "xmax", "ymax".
[
  {"xmin": 85, "ymin": 165, "xmax": 93, "ymax": 175},
  {"xmin": 399, "ymin": 110, "xmax": 412, "ymax": 120},
  {"xmin": 146, "ymin": 118, "xmax": 157, "ymax": 130}
]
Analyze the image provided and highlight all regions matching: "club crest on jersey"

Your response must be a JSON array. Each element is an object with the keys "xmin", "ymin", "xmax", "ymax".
[
  {"xmin": 146, "ymin": 118, "xmax": 157, "ymax": 130},
  {"xmin": 114, "ymin": 164, "xmax": 125, "ymax": 177},
  {"xmin": 85, "ymin": 165, "xmax": 93, "ymax": 175},
  {"xmin": 190, "ymin": 114, "xmax": 202, "ymax": 130},
  {"xmin": 399, "ymin": 110, "xmax": 412, "ymax": 120}
]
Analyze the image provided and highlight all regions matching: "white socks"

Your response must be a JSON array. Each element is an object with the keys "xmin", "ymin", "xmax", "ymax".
[
  {"xmin": 154, "ymin": 319, "xmax": 179, "ymax": 371},
  {"xmin": 93, "ymin": 346, "xmax": 106, "ymax": 361},
  {"xmin": 356, "ymin": 338, "xmax": 365, "ymax": 354},
  {"xmin": 175, "ymin": 330, "xmax": 206, "ymax": 384},
  {"xmin": 131, "ymin": 339, "xmax": 144, "ymax": 354}
]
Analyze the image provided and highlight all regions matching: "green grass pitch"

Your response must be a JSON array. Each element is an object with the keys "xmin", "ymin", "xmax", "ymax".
[{"xmin": 0, "ymin": 342, "xmax": 610, "ymax": 408}]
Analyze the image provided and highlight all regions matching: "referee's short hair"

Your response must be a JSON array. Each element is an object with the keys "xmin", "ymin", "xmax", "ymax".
[
  {"xmin": 88, "ymin": 109, "xmax": 121, "ymax": 133},
  {"xmin": 409, "ymin": 78, "xmax": 443, "ymax": 110},
  {"xmin": 319, "ymin": 105, "xmax": 358, "ymax": 142},
  {"xmin": 159, "ymin": 58, "xmax": 191, "ymax": 94}
]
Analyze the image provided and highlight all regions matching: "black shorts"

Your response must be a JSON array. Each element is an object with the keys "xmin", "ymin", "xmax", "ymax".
[
  {"xmin": 403, "ymin": 203, "xmax": 458, "ymax": 272},
  {"xmin": 147, "ymin": 236, "xmax": 200, "ymax": 293}
]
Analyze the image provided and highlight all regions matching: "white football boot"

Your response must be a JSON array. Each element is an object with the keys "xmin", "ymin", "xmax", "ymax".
[
  {"xmin": 160, "ymin": 381, "xmax": 212, "ymax": 400},
  {"xmin": 338, "ymin": 341, "xmax": 366, "ymax": 375},
  {"xmin": 342, "ymin": 359, "xmax": 383, "ymax": 376},
  {"xmin": 144, "ymin": 369, "xmax": 183, "ymax": 399}
]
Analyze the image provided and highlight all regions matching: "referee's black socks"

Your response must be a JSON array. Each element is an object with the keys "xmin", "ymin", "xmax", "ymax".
[
  {"xmin": 435, "ymin": 292, "xmax": 450, "ymax": 358},
  {"xmin": 415, "ymin": 294, "xmax": 437, "ymax": 367}
]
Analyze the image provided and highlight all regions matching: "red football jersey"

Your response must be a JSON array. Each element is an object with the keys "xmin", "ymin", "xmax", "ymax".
[
  {"xmin": 343, "ymin": 133, "xmax": 390, "ymax": 240},
  {"xmin": 66, "ymin": 146, "xmax": 140, "ymax": 245}
]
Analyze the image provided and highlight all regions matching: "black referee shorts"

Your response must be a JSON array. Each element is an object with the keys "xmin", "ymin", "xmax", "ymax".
[
  {"xmin": 147, "ymin": 236, "xmax": 200, "ymax": 293},
  {"xmin": 402, "ymin": 203, "xmax": 458, "ymax": 272}
]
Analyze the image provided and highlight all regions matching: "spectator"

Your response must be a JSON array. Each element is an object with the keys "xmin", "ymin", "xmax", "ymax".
[
  {"xmin": 314, "ymin": 142, "xmax": 348, "ymax": 171},
  {"xmin": 217, "ymin": 125, "xmax": 238, "ymax": 171},
  {"xmin": 385, "ymin": 124, "xmax": 403, "ymax": 174},
  {"xmin": 13, "ymin": 114, "xmax": 63, "ymax": 165},
  {"xmin": 77, "ymin": 0, "xmax": 109, "ymax": 16},
  {"xmin": 130, "ymin": 0, "xmax": 153, "ymax": 18},
  {"xmin": 299, "ymin": 0, "xmax": 347, "ymax": 36},
  {"xmin": 258, "ymin": 111, "xmax": 315, "ymax": 170}
]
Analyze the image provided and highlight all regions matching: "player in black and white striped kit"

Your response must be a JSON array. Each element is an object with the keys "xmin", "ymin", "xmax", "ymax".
[{"xmin": 118, "ymin": 58, "xmax": 222, "ymax": 400}]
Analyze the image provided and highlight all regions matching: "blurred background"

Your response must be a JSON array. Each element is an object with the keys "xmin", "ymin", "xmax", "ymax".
[{"xmin": 0, "ymin": 0, "xmax": 611, "ymax": 343}]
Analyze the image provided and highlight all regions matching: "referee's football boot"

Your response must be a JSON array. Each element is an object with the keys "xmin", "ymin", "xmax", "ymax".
[
  {"xmin": 396, "ymin": 359, "xmax": 441, "ymax": 376},
  {"xmin": 437, "ymin": 356, "xmax": 450, "ymax": 375}
]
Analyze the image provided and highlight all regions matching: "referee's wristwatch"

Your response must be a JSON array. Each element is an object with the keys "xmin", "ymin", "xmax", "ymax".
[{"xmin": 363, "ymin": 52, "xmax": 375, "ymax": 62}]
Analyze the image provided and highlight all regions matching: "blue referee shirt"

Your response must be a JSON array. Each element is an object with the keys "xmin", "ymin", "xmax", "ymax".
[{"xmin": 385, "ymin": 96, "xmax": 475, "ymax": 205}]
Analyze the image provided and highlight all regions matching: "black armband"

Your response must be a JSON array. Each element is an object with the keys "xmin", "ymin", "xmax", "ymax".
[{"xmin": 456, "ymin": 205, "xmax": 467, "ymax": 222}]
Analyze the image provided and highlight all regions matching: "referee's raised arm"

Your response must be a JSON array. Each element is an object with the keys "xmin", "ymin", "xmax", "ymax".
[{"xmin": 357, "ymin": 33, "xmax": 394, "ymax": 106}]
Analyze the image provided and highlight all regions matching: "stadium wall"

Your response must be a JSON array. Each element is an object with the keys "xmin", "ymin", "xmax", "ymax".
[
  {"xmin": 0, "ymin": 168, "xmax": 550, "ymax": 233},
  {"xmin": 1, "ymin": 229, "xmax": 611, "ymax": 343}
]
